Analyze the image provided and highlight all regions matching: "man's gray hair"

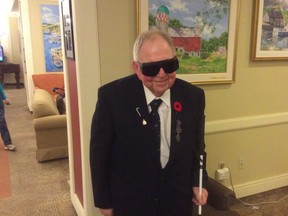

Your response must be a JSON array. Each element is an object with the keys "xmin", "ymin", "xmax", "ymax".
[{"xmin": 133, "ymin": 30, "xmax": 176, "ymax": 62}]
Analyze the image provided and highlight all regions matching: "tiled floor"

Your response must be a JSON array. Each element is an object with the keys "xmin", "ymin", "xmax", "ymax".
[{"xmin": 0, "ymin": 87, "xmax": 77, "ymax": 216}]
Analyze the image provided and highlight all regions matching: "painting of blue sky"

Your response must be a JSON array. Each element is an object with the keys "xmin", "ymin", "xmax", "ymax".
[
  {"xmin": 41, "ymin": 5, "xmax": 63, "ymax": 72},
  {"xmin": 149, "ymin": 0, "xmax": 229, "ymax": 39}
]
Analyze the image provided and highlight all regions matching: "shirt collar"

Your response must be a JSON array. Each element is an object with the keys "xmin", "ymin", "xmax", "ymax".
[{"xmin": 143, "ymin": 84, "xmax": 171, "ymax": 107}]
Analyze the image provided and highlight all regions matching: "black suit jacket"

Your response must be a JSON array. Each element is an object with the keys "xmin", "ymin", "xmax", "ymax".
[{"xmin": 90, "ymin": 74, "xmax": 208, "ymax": 216}]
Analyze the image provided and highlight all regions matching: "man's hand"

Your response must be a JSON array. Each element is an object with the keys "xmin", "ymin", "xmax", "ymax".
[
  {"xmin": 192, "ymin": 187, "xmax": 208, "ymax": 206},
  {"xmin": 100, "ymin": 208, "xmax": 113, "ymax": 216}
]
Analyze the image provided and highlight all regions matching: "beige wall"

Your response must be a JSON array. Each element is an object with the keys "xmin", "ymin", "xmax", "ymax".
[
  {"xmin": 9, "ymin": 17, "xmax": 21, "ymax": 64},
  {"xmin": 4, "ymin": 16, "xmax": 23, "ymax": 84},
  {"xmin": 97, "ymin": 1, "xmax": 136, "ymax": 84}
]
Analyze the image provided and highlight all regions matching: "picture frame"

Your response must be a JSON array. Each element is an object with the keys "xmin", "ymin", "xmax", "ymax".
[
  {"xmin": 137, "ymin": 0, "xmax": 240, "ymax": 84},
  {"xmin": 251, "ymin": 0, "xmax": 288, "ymax": 61},
  {"xmin": 61, "ymin": 0, "xmax": 75, "ymax": 59},
  {"xmin": 41, "ymin": 5, "xmax": 63, "ymax": 72}
]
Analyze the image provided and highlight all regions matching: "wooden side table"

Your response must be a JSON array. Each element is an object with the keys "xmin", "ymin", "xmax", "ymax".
[{"xmin": 0, "ymin": 63, "xmax": 21, "ymax": 88}]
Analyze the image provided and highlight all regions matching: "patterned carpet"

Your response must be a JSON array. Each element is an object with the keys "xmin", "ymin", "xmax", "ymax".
[
  {"xmin": 231, "ymin": 186, "xmax": 288, "ymax": 216},
  {"xmin": 0, "ymin": 86, "xmax": 77, "ymax": 216}
]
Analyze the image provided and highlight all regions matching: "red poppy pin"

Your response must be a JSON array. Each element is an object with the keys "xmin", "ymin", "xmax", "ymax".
[
  {"xmin": 174, "ymin": 101, "xmax": 182, "ymax": 142},
  {"xmin": 174, "ymin": 101, "xmax": 182, "ymax": 112}
]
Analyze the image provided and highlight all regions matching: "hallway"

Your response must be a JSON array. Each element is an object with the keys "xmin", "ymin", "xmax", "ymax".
[{"xmin": 0, "ymin": 86, "xmax": 77, "ymax": 215}]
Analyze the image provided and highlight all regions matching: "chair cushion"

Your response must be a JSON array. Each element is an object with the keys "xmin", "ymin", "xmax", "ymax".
[{"xmin": 32, "ymin": 89, "xmax": 59, "ymax": 118}]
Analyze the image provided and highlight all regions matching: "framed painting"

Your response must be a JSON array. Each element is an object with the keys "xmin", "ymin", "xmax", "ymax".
[
  {"xmin": 137, "ymin": 0, "xmax": 240, "ymax": 84},
  {"xmin": 61, "ymin": 0, "xmax": 75, "ymax": 59},
  {"xmin": 40, "ymin": 5, "xmax": 63, "ymax": 72},
  {"xmin": 251, "ymin": 0, "xmax": 288, "ymax": 61}
]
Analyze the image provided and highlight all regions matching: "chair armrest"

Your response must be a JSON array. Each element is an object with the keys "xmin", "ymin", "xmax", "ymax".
[
  {"xmin": 206, "ymin": 177, "xmax": 236, "ymax": 210},
  {"xmin": 33, "ymin": 115, "xmax": 67, "ymax": 130}
]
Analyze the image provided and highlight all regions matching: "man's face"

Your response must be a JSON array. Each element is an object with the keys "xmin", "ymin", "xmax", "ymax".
[{"xmin": 133, "ymin": 36, "xmax": 176, "ymax": 97}]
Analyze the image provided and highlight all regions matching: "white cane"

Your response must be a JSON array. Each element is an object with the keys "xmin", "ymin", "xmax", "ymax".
[{"xmin": 198, "ymin": 154, "xmax": 203, "ymax": 215}]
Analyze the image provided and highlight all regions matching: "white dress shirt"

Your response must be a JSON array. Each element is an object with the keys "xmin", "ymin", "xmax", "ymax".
[{"xmin": 143, "ymin": 85, "xmax": 171, "ymax": 168}]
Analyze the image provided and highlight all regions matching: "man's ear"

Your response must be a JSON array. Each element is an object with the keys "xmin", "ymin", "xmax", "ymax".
[
  {"xmin": 132, "ymin": 61, "xmax": 143, "ymax": 80},
  {"xmin": 132, "ymin": 61, "xmax": 139, "ymax": 72}
]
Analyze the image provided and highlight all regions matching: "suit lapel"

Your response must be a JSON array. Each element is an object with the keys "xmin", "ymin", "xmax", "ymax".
[
  {"xmin": 128, "ymin": 76, "xmax": 150, "ymax": 124},
  {"xmin": 130, "ymin": 78, "xmax": 163, "ymax": 169},
  {"xmin": 131, "ymin": 76, "xmax": 178, "ymax": 170}
]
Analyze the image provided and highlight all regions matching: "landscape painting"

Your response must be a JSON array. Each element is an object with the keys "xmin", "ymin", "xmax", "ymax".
[
  {"xmin": 251, "ymin": 0, "xmax": 288, "ymax": 60},
  {"xmin": 137, "ymin": 0, "xmax": 240, "ymax": 84},
  {"xmin": 41, "ymin": 5, "xmax": 63, "ymax": 72}
]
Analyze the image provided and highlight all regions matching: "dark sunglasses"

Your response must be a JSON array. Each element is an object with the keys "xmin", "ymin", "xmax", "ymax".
[{"xmin": 138, "ymin": 57, "xmax": 179, "ymax": 77}]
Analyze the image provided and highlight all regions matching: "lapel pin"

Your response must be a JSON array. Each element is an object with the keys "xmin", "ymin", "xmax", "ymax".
[
  {"xmin": 142, "ymin": 119, "xmax": 147, "ymax": 125},
  {"xmin": 136, "ymin": 107, "xmax": 147, "ymax": 125}
]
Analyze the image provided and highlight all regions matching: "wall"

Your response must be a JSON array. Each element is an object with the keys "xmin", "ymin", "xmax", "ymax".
[
  {"xmin": 69, "ymin": 0, "xmax": 101, "ymax": 215},
  {"xmin": 96, "ymin": 1, "xmax": 136, "ymax": 84},
  {"xmin": 4, "ymin": 16, "xmax": 23, "ymax": 84},
  {"xmin": 0, "ymin": 12, "xmax": 23, "ymax": 85}
]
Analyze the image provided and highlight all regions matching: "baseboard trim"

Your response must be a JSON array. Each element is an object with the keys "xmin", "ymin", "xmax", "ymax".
[
  {"xmin": 71, "ymin": 192, "xmax": 84, "ymax": 216},
  {"xmin": 206, "ymin": 112, "xmax": 288, "ymax": 134},
  {"xmin": 234, "ymin": 173, "xmax": 288, "ymax": 198}
]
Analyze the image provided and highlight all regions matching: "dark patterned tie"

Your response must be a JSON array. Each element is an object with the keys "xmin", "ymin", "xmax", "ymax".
[{"xmin": 149, "ymin": 99, "xmax": 163, "ymax": 153}]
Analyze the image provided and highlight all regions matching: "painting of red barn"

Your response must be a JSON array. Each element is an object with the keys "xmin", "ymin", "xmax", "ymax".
[{"xmin": 137, "ymin": 0, "xmax": 240, "ymax": 84}]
